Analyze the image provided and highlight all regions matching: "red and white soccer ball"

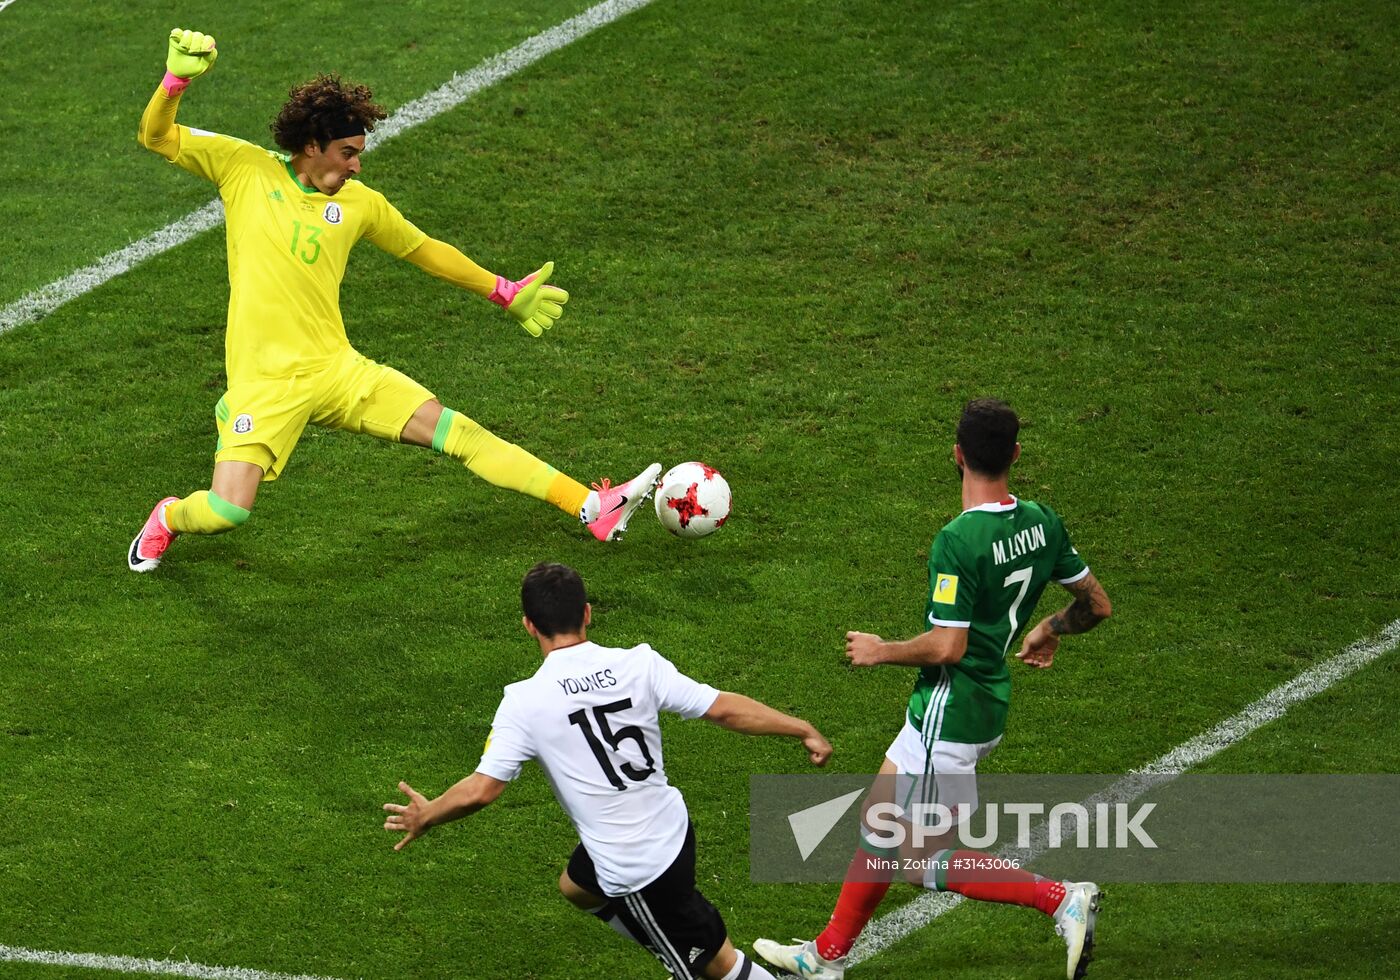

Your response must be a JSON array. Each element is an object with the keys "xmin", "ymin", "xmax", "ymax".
[{"xmin": 654, "ymin": 462, "xmax": 731, "ymax": 539}]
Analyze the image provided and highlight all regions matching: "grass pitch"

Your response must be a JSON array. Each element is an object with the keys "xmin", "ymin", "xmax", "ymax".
[{"xmin": 1, "ymin": 0, "xmax": 1397, "ymax": 977}]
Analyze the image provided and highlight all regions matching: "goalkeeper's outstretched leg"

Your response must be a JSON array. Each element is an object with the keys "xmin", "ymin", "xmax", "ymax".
[
  {"xmin": 127, "ymin": 397, "xmax": 662, "ymax": 571},
  {"xmin": 127, "ymin": 461, "xmax": 260, "ymax": 572},
  {"xmin": 399, "ymin": 399, "xmax": 660, "ymax": 542}
]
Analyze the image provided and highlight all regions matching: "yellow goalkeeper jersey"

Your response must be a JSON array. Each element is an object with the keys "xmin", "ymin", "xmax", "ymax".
[{"xmin": 171, "ymin": 126, "xmax": 426, "ymax": 382}]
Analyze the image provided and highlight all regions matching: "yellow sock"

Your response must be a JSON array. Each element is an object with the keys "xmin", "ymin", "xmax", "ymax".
[
  {"xmin": 166, "ymin": 490, "xmax": 250, "ymax": 535},
  {"xmin": 435, "ymin": 409, "xmax": 589, "ymax": 517},
  {"xmin": 546, "ymin": 471, "xmax": 591, "ymax": 518}
]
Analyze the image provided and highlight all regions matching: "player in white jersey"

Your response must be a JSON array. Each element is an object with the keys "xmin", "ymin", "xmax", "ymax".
[{"xmin": 383, "ymin": 563, "xmax": 832, "ymax": 979}]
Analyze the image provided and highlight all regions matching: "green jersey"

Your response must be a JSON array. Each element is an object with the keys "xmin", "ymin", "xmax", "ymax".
[{"xmin": 907, "ymin": 496, "xmax": 1088, "ymax": 744}]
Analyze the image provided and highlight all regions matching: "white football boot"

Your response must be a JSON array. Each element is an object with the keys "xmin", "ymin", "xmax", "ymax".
[
  {"xmin": 1053, "ymin": 881, "xmax": 1101, "ymax": 979},
  {"xmin": 753, "ymin": 938, "xmax": 845, "ymax": 979}
]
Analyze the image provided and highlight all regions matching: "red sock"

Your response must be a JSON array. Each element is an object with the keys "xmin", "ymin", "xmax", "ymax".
[
  {"xmin": 938, "ymin": 850, "xmax": 1065, "ymax": 916},
  {"xmin": 815, "ymin": 848, "xmax": 893, "ymax": 960}
]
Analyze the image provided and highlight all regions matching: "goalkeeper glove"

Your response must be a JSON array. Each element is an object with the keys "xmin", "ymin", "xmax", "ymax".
[
  {"xmin": 488, "ymin": 261, "xmax": 569, "ymax": 338},
  {"xmin": 163, "ymin": 28, "xmax": 217, "ymax": 95}
]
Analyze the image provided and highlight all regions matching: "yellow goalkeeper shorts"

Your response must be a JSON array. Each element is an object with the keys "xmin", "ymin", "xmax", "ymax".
[{"xmin": 213, "ymin": 348, "xmax": 434, "ymax": 481}]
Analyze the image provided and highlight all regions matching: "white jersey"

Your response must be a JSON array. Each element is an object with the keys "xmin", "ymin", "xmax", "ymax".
[{"xmin": 475, "ymin": 640, "xmax": 720, "ymax": 896}]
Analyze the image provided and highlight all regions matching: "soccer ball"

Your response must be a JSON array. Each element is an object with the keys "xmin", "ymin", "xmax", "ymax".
[{"xmin": 654, "ymin": 462, "xmax": 731, "ymax": 539}]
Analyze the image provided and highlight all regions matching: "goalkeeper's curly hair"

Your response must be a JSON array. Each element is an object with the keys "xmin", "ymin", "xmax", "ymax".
[{"xmin": 271, "ymin": 73, "xmax": 387, "ymax": 152}]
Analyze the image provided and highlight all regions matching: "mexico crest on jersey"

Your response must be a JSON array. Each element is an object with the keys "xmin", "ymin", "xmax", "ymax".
[
  {"xmin": 323, "ymin": 202, "xmax": 343, "ymax": 224},
  {"xmin": 233, "ymin": 413, "xmax": 254, "ymax": 434}
]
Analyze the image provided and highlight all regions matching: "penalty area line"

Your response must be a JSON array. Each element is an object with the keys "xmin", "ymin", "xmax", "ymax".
[
  {"xmin": 847, "ymin": 616, "xmax": 1400, "ymax": 966},
  {"xmin": 0, "ymin": 0, "xmax": 659, "ymax": 337},
  {"xmin": 0, "ymin": 945, "xmax": 343, "ymax": 980}
]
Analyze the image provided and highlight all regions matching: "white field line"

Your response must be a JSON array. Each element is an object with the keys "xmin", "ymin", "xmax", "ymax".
[
  {"xmin": 0, "ymin": 945, "xmax": 342, "ymax": 980},
  {"xmin": 0, "ymin": 0, "xmax": 658, "ymax": 337},
  {"xmin": 0, "ymin": 0, "xmax": 24, "ymax": 14},
  {"xmin": 848, "ymin": 616, "xmax": 1400, "ymax": 966}
]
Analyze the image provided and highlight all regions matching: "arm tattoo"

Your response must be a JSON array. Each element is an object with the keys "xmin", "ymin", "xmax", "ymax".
[
  {"xmin": 1048, "ymin": 575, "xmax": 1110, "ymax": 636},
  {"xmin": 1049, "ymin": 599, "xmax": 1103, "ymax": 636}
]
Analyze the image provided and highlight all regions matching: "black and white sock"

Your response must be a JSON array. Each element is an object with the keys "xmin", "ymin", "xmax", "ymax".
[{"xmin": 720, "ymin": 951, "xmax": 774, "ymax": 980}]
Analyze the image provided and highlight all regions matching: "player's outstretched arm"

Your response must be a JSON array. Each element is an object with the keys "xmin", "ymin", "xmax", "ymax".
[
  {"xmin": 382, "ymin": 773, "xmax": 508, "ymax": 851},
  {"xmin": 403, "ymin": 244, "xmax": 570, "ymax": 338},
  {"xmin": 702, "ymin": 692, "xmax": 832, "ymax": 766},
  {"xmin": 846, "ymin": 626, "xmax": 968, "ymax": 668},
  {"xmin": 403, "ymin": 238, "xmax": 497, "ymax": 295},
  {"xmin": 137, "ymin": 28, "xmax": 217, "ymax": 161},
  {"xmin": 1016, "ymin": 571, "xmax": 1112, "ymax": 669}
]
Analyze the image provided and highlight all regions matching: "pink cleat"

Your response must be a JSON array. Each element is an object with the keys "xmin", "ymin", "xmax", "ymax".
[
  {"xmin": 582, "ymin": 463, "xmax": 662, "ymax": 542},
  {"xmin": 128, "ymin": 496, "xmax": 179, "ymax": 572}
]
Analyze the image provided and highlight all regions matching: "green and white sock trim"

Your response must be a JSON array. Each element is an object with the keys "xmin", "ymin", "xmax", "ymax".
[{"xmin": 924, "ymin": 848, "xmax": 953, "ymax": 891}]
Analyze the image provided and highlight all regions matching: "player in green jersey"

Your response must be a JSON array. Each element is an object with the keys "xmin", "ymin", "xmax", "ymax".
[
  {"xmin": 756, "ymin": 398, "xmax": 1113, "ymax": 980},
  {"xmin": 127, "ymin": 29, "xmax": 661, "ymax": 573}
]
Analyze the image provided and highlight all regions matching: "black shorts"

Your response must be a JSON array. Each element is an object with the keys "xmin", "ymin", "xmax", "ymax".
[{"xmin": 567, "ymin": 823, "xmax": 728, "ymax": 978}]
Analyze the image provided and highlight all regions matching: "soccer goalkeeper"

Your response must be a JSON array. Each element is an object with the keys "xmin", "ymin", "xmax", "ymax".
[{"xmin": 128, "ymin": 29, "xmax": 659, "ymax": 572}]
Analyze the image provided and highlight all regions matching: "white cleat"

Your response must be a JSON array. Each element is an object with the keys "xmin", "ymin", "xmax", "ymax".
[
  {"xmin": 1053, "ymin": 881, "xmax": 1101, "ymax": 979},
  {"xmin": 753, "ymin": 938, "xmax": 845, "ymax": 979}
]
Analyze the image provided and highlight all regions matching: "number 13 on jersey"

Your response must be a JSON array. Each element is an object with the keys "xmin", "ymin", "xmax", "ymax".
[{"xmin": 289, "ymin": 220, "xmax": 322, "ymax": 264}]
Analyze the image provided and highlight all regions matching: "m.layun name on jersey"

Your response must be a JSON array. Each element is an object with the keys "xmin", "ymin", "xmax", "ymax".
[{"xmin": 992, "ymin": 523, "xmax": 1048, "ymax": 565}]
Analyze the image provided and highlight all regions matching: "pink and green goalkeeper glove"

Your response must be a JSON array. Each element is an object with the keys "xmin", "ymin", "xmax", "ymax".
[
  {"xmin": 163, "ymin": 28, "xmax": 217, "ymax": 96},
  {"xmin": 488, "ymin": 261, "xmax": 569, "ymax": 338}
]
